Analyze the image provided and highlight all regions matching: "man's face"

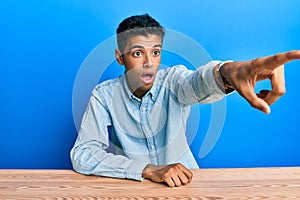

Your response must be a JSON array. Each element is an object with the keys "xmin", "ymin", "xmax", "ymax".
[{"xmin": 116, "ymin": 34, "xmax": 162, "ymax": 98}]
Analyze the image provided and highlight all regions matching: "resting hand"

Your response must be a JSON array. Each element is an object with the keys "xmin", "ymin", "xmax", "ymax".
[
  {"xmin": 142, "ymin": 163, "xmax": 193, "ymax": 187},
  {"xmin": 219, "ymin": 50, "xmax": 300, "ymax": 114}
]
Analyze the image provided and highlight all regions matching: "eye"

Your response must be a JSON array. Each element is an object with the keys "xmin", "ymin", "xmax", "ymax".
[
  {"xmin": 133, "ymin": 50, "xmax": 142, "ymax": 57},
  {"xmin": 153, "ymin": 50, "xmax": 161, "ymax": 56}
]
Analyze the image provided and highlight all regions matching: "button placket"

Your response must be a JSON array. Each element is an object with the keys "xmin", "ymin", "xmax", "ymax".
[{"xmin": 140, "ymin": 96, "xmax": 159, "ymax": 164}]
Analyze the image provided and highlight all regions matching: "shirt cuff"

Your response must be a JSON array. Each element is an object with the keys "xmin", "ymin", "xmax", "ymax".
[
  {"xmin": 126, "ymin": 160, "xmax": 149, "ymax": 181},
  {"xmin": 195, "ymin": 61, "xmax": 228, "ymax": 103},
  {"xmin": 214, "ymin": 60, "xmax": 235, "ymax": 94}
]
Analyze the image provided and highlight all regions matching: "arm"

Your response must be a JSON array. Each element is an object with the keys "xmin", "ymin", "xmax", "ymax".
[
  {"xmin": 70, "ymin": 90, "xmax": 148, "ymax": 181},
  {"xmin": 172, "ymin": 61, "xmax": 228, "ymax": 105},
  {"xmin": 71, "ymin": 88, "xmax": 192, "ymax": 186},
  {"xmin": 217, "ymin": 50, "xmax": 300, "ymax": 114}
]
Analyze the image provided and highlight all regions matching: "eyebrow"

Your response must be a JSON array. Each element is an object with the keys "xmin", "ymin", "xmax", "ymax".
[{"xmin": 128, "ymin": 44, "xmax": 162, "ymax": 51}]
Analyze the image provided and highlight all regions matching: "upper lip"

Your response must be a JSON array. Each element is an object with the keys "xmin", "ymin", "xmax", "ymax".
[{"xmin": 141, "ymin": 72, "xmax": 153, "ymax": 77}]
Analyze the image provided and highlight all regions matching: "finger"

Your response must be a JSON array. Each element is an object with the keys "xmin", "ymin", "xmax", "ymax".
[
  {"xmin": 264, "ymin": 65, "xmax": 286, "ymax": 105},
  {"xmin": 172, "ymin": 176, "xmax": 182, "ymax": 187},
  {"xmin": 238, "ymin": 84, "xmax": 270, "ymax": 114},
  {"xmin": 252, "ymin": 50, "xmax": 300, "ymax": 71},
  {"xmin": 165, "ymin": 178, "xmax": 175, "ymax": 187},
  {"xmin": 178, "ymin": 172, "xmax": 190, "ymax": 185},
  {"xmin": 180, "ymin": 167, "xmax": 193, "ymax": 183}
]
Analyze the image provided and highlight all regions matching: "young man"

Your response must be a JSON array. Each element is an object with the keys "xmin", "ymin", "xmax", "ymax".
[{"xmin": 71, "ymin": 14, "xmax": 300, "ymax": 187}]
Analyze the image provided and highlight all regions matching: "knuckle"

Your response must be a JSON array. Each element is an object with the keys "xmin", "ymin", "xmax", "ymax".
[
  {"xmin": 273, "ymin": 54, "xmax": 279, "ymax": 62},
  {"xmin": 251, "ymin": 58, "xmax": 260, "ymax": 68},
  {"xmin": 169, "ymin": 163, "xmax": 180, "ymax": 171},
  {"xmin": 274, "ymin": 88, "xmax": 286, "ymax": 96},
  {"xmin": 174, "ymin": 163, "xmax": 182, "ymax": 168},
  {"xmin": 162, "ymin": 173, "xmax": 170, "ymax": 180},
  {"xmin": 168, "ymin": 168, "xmax": 175, "ymax": 174}
]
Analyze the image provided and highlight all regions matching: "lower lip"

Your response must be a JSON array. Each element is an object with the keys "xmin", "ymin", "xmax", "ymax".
[{"xmin": 141, "ymin": 75, "xmax": 154, "ymax": 84}]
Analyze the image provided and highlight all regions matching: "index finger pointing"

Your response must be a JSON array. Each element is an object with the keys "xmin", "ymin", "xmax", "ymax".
[{"xmin": 252, "ymin": 50, "xmax": 300, "ymax": 71}]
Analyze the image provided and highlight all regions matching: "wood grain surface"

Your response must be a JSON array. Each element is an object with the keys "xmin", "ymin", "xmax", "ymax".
[{"xmin": 1, "ymin": 167, "xmax": 300, "ymax": 199}]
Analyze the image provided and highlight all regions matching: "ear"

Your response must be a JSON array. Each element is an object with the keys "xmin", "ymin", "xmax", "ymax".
[{"xmin": 115, "ymin": 49, "xmax": 124, "ymax": 65}]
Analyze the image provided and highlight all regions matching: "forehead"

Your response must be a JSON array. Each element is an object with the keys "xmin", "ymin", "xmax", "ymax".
[{"xmin": 124, "ymin": 34, "xmax": 162, "ymax": 51}]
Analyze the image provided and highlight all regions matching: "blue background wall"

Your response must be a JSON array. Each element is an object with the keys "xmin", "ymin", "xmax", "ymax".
[{"xmin": 1, "ymin": 0, "xmax": 299, "ymax": 169}]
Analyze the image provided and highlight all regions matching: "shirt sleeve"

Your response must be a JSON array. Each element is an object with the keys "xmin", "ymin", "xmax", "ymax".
[
  {"xmin": 70, "ymin": 88, "xmax": 148, "ymax": 181},
  {"xmin": 171, "ymin": 60, "xmax": 230, "ymax": 105}
]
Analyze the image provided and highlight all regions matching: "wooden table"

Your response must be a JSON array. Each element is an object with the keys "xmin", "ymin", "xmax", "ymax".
[{"xmin": 1, "ymin": 167, "xmax": 300, "ymax": 199}]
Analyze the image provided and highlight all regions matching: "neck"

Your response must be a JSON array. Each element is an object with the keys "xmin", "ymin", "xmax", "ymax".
[{"xmin": 125, "ymin": 75, "xmax": 149, "ymax": 99}]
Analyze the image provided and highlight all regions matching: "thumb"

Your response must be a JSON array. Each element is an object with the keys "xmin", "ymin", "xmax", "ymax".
[{"xmin": 239, "ymin": 86, "xmax": 271, "ymax": 114}]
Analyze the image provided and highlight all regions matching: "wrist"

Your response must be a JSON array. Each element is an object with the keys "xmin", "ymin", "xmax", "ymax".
[
  {"xmin": 214, "ymin": 61, "xmax": 235, "ymax": 94},
  {"xmin": 142, "ymin": 164, "xmax": 154, "ymax": 179}
]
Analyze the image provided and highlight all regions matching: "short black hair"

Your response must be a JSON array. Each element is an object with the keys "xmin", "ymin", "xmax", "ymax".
[{"xmin": 116, "ymin": 14, "xmax": 165, "ymax": 53}]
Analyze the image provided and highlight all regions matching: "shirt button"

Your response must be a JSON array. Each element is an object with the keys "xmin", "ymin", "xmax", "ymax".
[
  {"xmin": 142, "ymin": 107, "xmax": 146, "ymax": 111},
  {"xmin": 150, "ymin": 145, "xmax": 154, "ymax": 149}
]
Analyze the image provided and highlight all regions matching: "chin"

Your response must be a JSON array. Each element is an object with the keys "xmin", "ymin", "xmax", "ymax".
[{"xmin": 140, "ymin": 84, "xmax": 153, "ymax": 92}]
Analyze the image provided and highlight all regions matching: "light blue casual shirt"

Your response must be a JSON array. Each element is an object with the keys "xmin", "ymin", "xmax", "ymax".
[{"xmin": 70, "ymin": 61, "xmax": 226, "ymax": 181}]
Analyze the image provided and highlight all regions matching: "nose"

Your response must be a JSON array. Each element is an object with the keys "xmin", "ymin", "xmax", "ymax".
[{"xmin": 143, "ymin": 53, "xmax": 153, "ymax": 68}]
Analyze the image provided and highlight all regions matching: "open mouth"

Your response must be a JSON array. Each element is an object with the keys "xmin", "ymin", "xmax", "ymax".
[{"xmin": 141, "ymin": 73, "xmax": 154, "ymax": 84}]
